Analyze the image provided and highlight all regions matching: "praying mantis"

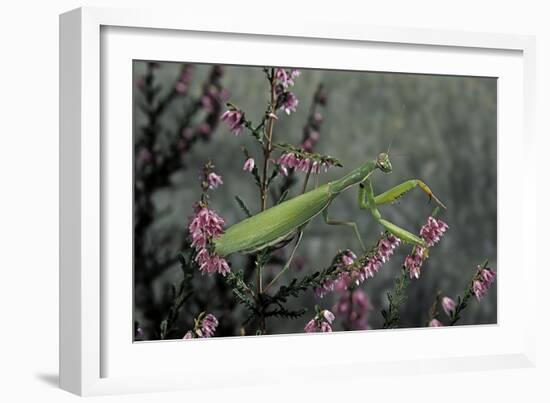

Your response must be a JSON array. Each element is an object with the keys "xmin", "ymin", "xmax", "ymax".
[{"xmin": 213, "ymin": 152, "xmax": 446, "ymax": 266}]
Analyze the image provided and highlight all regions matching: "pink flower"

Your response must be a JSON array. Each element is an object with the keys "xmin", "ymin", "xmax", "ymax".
[
  {"xmin": 472, "ymin": 280, "xmax": 485, "ymax": 300},
  {"xmin": 481, "ymin": 267, "xmax": 496, "ymax": 285},
  {"xmin": 183, "ymin": 313, "xmax": 219, "ymax": 339},
  {"xmin": 304, "ymin": 310, "xmax": 335, "ymax": 333},
  {"xmin": 278, "ymin": 153, "xmax": 299, "ymax": 169},
  {"xmin": 341, "ymin": 250, "xmax": 357, "ymax": 266},
  {"xmin": 315, "ymin": 234, "xmax": 401, "ymax": 298},
  {"xmin": 188, "ymin": 206, "xmax": 230, "ymax": 276},
  {"xmin": 320, "ymin": 322, "xmax": 332, "ymax": 332},
  {"xmin": 275, "ymin": 68, "xmax": 290, "ymax": 86},
  {"xmin": 429, "ymin": 318, "xmax": 443, "ymax": 327},
  {"xmin": 333, "ymin": 289, "xmax": 372, "ymax": 330},
  {"xmin": 304, "ymin": 319, "xmax": 317, "ymax": 333},
  {"xmin": 322, "ymin": 310, "xmax": 335, "ymax": 324},
  {"xmin": 472, "ymin": 266, "xmax": 496, "ymax": 301},
  {"xmin": 404, "ymin": 216, "xmax": 448, "ymax": 279},
  {"xmin": 355, "ymin": 235, "xmax": 400, "ymax": 283},
  {"xmin": 420, "ymin": 216, "xmax": 449, "ymax": 247},
  {"xmin": 441, "ymin": 296, "xmax": 456, "ymax": 317},
  {"xmin": 221, "ymin": 108, "xmax": 245, "ymax": 135},
  {"xmin": 175, "ymin": 65, "xmax": 193, "ymax": 94},
  {"xmin": 275, "ymin": 68, "xmax": 300, "ymax": 88},
  {"xmin": 200, "ymin": 314, "xmax": 219, "ymax": 337},
  {"xmin": 196, "ymin": 251, "xmax": 231, "ymax": 276},
  {"xmin": 315, "ymin": 250, "xmax": 356, "ymax": 297},
  {"xmin": 243, "ymin": 158, "xmax": 255, "ymax": 172},
  {"xmin": 207, "ymin": 172, "xmax": 223, "ymax": 189},
  {"xmin": 377, "ymin": 235, "xmax": 401, "ymax": 262},
  {"xmin": 278, "ymin": 152, "xmax": 332, "ymax": 175},
  {"xmin": 404, "ymin": 247, "xmax": 424, "ymax": 279},
  {"xmin": 189, "ymin": 207, "xmax": 225, "ymax": 241},
  {"xmin": 278, "ymin": 91, "xmax": 299, "ymax": 115}
]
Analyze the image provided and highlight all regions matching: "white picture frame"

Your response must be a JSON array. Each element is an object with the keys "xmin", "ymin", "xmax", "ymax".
[{"xmin": 59, "ymin": 6, "xmax": 537, "ymax": 396}]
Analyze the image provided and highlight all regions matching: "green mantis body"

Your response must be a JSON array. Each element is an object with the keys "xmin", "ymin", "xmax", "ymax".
[{"xmin": 213, "ymin": 153, "xmax": 445, "ymax": 256}]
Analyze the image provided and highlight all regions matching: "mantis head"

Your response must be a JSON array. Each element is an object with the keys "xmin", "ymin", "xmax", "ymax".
[{"xmin": 376, "ymin": 152, "xmax": 392, "ymax": 173}]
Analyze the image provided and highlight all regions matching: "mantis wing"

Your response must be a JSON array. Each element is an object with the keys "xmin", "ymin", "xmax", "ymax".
[{"xmin": 214, "ymin": 184, "xmax": 332, "ymax": 256}]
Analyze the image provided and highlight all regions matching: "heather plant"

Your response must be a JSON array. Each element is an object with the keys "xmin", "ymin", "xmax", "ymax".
[
  {"xmin": 133, "ymin": 63, "xmax": 497, "ymax": 340},
  {"xmin": 134, "ymin": 62, "xmax": 229, "ymax": 340}
]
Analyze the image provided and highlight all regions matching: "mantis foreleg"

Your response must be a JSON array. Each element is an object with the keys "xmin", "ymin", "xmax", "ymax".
[
  {"xmin": 322, "ymin": 207, "xmax": 366, "ymax": 251},
  {"xmin": 359, "ymin": 180, "xmax": 427, "ymax": 246},
  {"xmin": 372, "ymin": 179, "xmax": 446, "ymax": 209}
]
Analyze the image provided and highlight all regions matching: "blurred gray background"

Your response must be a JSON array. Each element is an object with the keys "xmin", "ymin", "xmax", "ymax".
[{"xmin": 134, "ymin": 61, "xmax": 496, "ymax": 336}]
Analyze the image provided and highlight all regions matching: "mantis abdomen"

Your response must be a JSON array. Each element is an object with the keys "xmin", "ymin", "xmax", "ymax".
[{"xmin": 213, "ymin": 184, "xmax": 333, "ymax": 256}]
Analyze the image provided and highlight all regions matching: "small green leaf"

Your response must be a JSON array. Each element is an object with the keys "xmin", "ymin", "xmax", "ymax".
[
  {"xmin": 160, "ymin": 320, "xmax": 168, "ymax": 339},
  {"xmin": 234, "ymin": 195, "xmax": 252, "ymax": 217},
  {"xmin": 277, "ymin": 189, "xmax": 289, "ymax": 205}
]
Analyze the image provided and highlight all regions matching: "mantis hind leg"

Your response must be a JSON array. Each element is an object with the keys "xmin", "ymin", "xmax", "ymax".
[
  {"xmin": 322, "ymin": 207, "xmax": 366, "ymax": 252},
  {"xmin": 264, "ymin": 230, "xmax": 304, "ymax": 292},
  {"xmin": 359, "ymin": 180, "xmax": 427, "ymax": 247}
]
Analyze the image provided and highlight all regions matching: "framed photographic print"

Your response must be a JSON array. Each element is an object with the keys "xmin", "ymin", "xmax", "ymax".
[{"xmin": 60, "ymin": 6, "xmax": 537, "ymax": 396}]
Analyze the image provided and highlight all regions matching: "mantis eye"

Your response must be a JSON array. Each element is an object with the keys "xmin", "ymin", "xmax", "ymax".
[{"xmin": 377, "ymin": 153, "xmax": 392, "ymax": 173}]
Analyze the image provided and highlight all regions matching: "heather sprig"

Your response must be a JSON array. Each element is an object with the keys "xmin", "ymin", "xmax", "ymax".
[
  {"xmin": 448, "ymin": 260, "xmax": 496, "ymax": 325},
  {"xmin": 383, "ymin": 211, "xmax": 448, "ymax": 328},
  {"xmin": 304, "ymin": 306, "xmax": 335, "ymax": 333},
  {"xmin": 217, "ymin": 67, "xmax": 308, "ymax": 334},
  {"xmin": 221, "ymin": 106, "xmax": 246, "ymax": 136},
  {"xmin": 158, "ymin": 253, "xmax": 194, "ymax": 340},
  {"xmin": 441, "ymin": 296, "xmax": 457, "ymax": 317},
  {"xmin": 275, "ymin": 68, "xmax": 300, "ymax": 88},
  {"xmin": 134, "ymin": 63, "xmax": 228, "ymax": 340},
  {"xmin": 404, "ymin": 214, "xmax": 449, "ymax": 280},
  {"xmin": 275, "ymin": 143, "xmax": 342, "ymax": 178},
  {"xmin": 315, "ymin": 233, "xmax": 401, "ymax": 298},
  {"xmin": 183, "ymin": 312, "xmax": 219, "ymax": 339},
  {"xmin": 381, "ymin": 267, "xmax": 411, "ymax": 329},
  {"xmin": 428, "ymin": 318, "xmax": 443, "ymax": 327},
  {"xmin": 187, "ymin": 162, "xmax": 231, "ymax": 276},
  {"xmin": 277, "ymin": 84, "xmax": 328, "ymax": 196},
  {"xmin": 425, "ymin": 290, "xmax": 444, "ymax": 327},
  {"xmin": 333, "ymin": 289, "xmax": 373, "ymax": 331}
]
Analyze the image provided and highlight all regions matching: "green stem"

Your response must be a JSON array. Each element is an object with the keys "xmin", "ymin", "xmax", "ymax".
[
  {"xmin": 301, "ymin": 160, "xmax": 314, "ymax": 194},
  {"xmin": 449, "ymin": 260, "xmax": 489, "ymax": 325},
  {"xmin": 382, "ymin": 268, "xmax": 410, "ymax": 329},
  {"xmin": 449, "ymin": 289, "xmax": 473, "ymax": 326}
]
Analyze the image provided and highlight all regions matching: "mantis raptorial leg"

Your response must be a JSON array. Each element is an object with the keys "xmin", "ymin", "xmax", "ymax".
[
  {"xmin": 359, "ymin": 179, "xmax": 431, "ymax": 246},
  {"xmin": 322, "ymin": 207, "xmax": 366, "ymax": 252},
  {"xmin": 372, "ymin": 179, "xmax": 447, "ymax": 209}
]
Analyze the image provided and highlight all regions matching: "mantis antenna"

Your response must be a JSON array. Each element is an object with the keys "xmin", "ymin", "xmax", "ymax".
[{"xmin": 387, "ymin": 131, "xmax": 396, "ymax": 155}]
